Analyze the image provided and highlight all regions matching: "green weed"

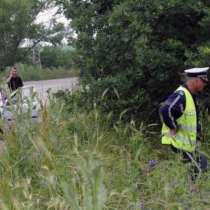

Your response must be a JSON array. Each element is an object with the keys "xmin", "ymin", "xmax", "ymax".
[{"xmin": 0, "ymin": 98, "xmax": 209, "ymax": 209}]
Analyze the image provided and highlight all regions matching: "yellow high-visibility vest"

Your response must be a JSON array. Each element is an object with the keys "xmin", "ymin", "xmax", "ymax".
[{"xmin": 161, "ymin": 86, "xmax": 197, "ymax": 152}]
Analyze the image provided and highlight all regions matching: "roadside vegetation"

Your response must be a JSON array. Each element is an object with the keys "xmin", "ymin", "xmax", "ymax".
[
  {"xmin": 3, "ymin": 64, "xmax": 78, "ymax": 81},
  {"xmin": 0, "ymin": 46, "xmax": 78, "ymax": 81},
  {"xmin": 0, "ymin": 92, "xmax": 210, "ymax": 209},
  {"xmin": 2, "ymin": 0, "xmax": 210, "ymax": 209}
]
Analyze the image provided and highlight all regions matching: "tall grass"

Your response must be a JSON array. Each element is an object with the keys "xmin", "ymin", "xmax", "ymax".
[{"xmin": 0, "ymin": 97, "xmax": 210, "ymax": 209}]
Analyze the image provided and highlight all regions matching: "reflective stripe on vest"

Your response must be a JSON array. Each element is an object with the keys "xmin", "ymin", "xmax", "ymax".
[{"xmin": 161, "ymin": 86, "xmax": 197, "ymax": 152}]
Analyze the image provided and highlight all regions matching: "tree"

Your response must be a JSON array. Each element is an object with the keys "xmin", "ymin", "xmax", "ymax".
[
  {"xmin": 0, "ymin": 0, "xmax": 67, "ymax": 68},
  {"xmin": 44, "ymin": 20, "xmax": 68, "ymax": 47},
  {"xmin": 57, "ymin": 0, "xmax": 210, "ymax": 122}
]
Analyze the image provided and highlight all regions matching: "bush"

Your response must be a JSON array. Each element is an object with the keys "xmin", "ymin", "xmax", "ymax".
[
  {"xmin": 40, "ymin": 47, "xmax": 75, "ymax": 69},
  {"xmin": 59, "ymin": 0, "xmax": 210, "ymax": 123}
]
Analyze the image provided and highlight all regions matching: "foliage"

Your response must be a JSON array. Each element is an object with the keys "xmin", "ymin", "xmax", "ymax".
[
  {"xmin": 0, "ymin": 0, "xmax": 45, "ymax": 67},
  {"xmin": 0, "ymin": 0, "xmax": 69, "ymax": 68},
  {"xmin": 1, "ymin": 63, "xmax": 78, "ymax": 81},
  {"xmin": 44, "ymin": 20, "xmax": 69, "ymax": 47},
  {"xmin": 0, "ymin": 98, "xmax": 210, "ymax": 209},
  {"xmin": 40, "ymin": 46, "xmax": 74, "ymax": 68},
  {"xmin": 57, "ymin": 0, "xmax": 210, "ymax": 122}
]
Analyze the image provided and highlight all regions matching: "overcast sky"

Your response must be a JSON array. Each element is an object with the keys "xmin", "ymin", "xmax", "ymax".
[
  {"xmin": 35, "ymin": 6, "xmax": 69, "ymax": 26},
  {"xmin": 20, "ymin": 7, "xmax": 70, "ymax": 47}
]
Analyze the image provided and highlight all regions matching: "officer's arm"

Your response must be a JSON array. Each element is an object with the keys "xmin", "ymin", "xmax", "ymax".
[{"xmin": 159, "ymin": 91, "xmax": 185, "ymax": 132}]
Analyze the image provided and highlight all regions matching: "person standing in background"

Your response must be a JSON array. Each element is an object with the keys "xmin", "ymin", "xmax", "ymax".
[{"xmin": 7, "ymin": 66, "xmax": 23, "ymax": 91}]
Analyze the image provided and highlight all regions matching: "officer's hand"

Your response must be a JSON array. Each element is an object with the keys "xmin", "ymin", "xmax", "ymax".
[{"xmin": 169, "ymin": 128, "xmax": 177, "ymax": 136}]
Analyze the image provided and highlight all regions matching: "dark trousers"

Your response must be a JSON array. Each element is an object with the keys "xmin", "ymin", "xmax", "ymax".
[{"xmin": 171, "ymin": 146, "xmax": 208, "ymax": 180}]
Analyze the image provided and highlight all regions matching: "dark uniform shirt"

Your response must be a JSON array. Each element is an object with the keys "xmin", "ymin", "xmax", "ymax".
[
  {"xmin": 159, "ymin": 85, "xmax": 201, "ymax": 139},
  {"xmin": 7, "ymin": 76, "xmax": 23, "ymax": 91}
]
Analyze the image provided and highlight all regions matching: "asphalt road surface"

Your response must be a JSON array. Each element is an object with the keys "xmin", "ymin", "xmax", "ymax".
[{"xmin": 24, "ymin": 77, "xmax": 78, "ymax": 101}]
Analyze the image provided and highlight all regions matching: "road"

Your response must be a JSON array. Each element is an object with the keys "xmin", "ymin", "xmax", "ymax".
[
  {"xmin": 24, "ymin": 77, "xmax": 78, "ymax": 101},
  {"xmin": 0, "ymin": 77, "xmax": 79, "ymax": 150}
]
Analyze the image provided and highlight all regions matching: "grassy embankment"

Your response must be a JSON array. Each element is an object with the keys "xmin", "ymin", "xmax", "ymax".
[
  {"xmin": 0, "ymin": 94, "xmax": 210, "ymax": 209},
  {"xmin": 0, "ymin": 63, "xmax": 79, "ymax": 82}
]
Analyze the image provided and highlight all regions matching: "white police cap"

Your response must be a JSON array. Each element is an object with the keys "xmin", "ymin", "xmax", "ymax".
[{"xmin": 184, "ymin": 67, "xmax": 209, "ymax": 82}]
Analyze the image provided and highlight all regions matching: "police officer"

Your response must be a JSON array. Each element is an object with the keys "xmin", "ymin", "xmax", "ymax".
[{"xmin": 160, "ymin": 67, "xmax": 209, "ymax": 179}]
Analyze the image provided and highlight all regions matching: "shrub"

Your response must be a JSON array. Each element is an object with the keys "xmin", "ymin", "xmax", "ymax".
[{"xmin": 40, "ymin": 47, "xmax": 74, "ymax": 69}]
